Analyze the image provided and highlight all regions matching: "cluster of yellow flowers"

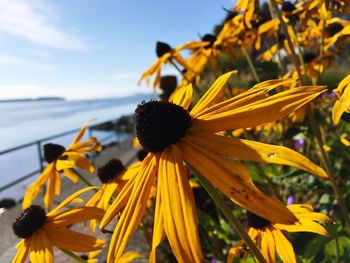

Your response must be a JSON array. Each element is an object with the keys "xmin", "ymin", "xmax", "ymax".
[{"xmin": 12, "ymin": 0, "xmax": 350, "ymax": 262}]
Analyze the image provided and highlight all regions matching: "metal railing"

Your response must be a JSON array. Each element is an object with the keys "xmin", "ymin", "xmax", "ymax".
[{"xmin": 0, "ymin": 118, "xmax": 133, "ymax": 193}]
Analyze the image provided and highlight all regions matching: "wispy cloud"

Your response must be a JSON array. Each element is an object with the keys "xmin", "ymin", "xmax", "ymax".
[
  {"xmin": 0, "ymin": 0, "xmax": 89, "ymax": 50},
  {"xmin": 0, "ymin": 54, "xmax": 55, "ymax": 70}
]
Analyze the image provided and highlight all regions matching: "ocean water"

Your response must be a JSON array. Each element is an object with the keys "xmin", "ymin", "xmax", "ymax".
[{"xmin": 0, "ymin": 94, "xmax": 153, "ymax": 201}]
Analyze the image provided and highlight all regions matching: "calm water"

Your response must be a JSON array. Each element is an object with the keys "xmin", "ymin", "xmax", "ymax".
[{"xmin": 0, "ymin": 94, "xmax": 153, "ymax": 200}]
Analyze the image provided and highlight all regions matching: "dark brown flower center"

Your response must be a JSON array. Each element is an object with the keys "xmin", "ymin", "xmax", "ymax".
[
  {"xmin": 137, "ymin": 149, "xmax": 149, "ymax": 161},
  {"xmin": 156, "ymin": 41, "xmax": 172, "ymax": 57},
  {"xmin": 135, "ymin": 101, "xmax": 191, "ymax": 153},
  {"xmin": 43, "ymin": 143, "xmax": 65, "ymax": 163},
  {"xmin": 247, "ymin": 211, "xmax": 271, "ymax": 229},
  {"xmin": 202, "ymin": 34, "xmax": 217, "ymax": 48},
  {"xmin": 327, "ymin": 23, "xmax": 344, "ymax": 37},
  {"xmin": 13, "ymin": 205, "xmax": 46, "ymax": 239},
  {"xmin": 97, "ymin": 159, "xmax": 125, "ymax": 183},
  {"xmin": 303, "ymin": 52, "xmax": 318, "ymax": 63},
  {"xmin": 159, "ymin": 76, "xmax": 178, "ymax": 101},
  {"xmin": 282, "ymin": 1, "xmax": 296, "ymax": 12}
]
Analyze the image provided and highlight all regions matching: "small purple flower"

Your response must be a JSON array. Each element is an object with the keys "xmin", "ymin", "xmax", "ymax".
[
  {"xmin": 287, "ymin": 195, "xmax": 295, "ymax": 205},
  {"xmin": 211, "ymin": 258, "xmax": 218, "ymax": 263},
  {"xmin": 294, "ymin": 139, "xmax": 304, "ymax": 151}
]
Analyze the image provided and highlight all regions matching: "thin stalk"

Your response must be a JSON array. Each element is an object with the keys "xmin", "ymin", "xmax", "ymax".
[
  {"xmin": 72, "ymin": 169, "xmax": 97, "ymax": 191},
  {"xmin": 241, "ymin": 46, "xmax": 260, "ymax": 82},
  {"xmin": 59, "ymin": 248, "xmax": 88, "ymax": 263},
  {"xmin": 335, "ymin": 235, "xmax": 340, "ymax": 262},
  {"xmin": 190, "ymin": 165, "xmax": 268, "ymax": 263},
  {"xmin": 269, "ymin": 0, "xmax": 304, "ymax": 82},
  {"xmin": 269, "ymin": 0, "xmax": 350, "ymax": 233}
]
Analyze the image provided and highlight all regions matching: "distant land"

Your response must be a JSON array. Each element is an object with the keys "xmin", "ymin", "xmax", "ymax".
[
  {"xmin": 0, "ymin": 97, "xmax": 65, "ymax": 103},
  {"xmin": 0, "ymin": 93, "xmax": 155, "ymax": 103}
]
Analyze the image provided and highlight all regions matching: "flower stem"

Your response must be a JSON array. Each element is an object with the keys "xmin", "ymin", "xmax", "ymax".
[
  {"xmin": 269, "ymin": 0, "xmax": 350, "ymax": 233},
  {"xmin": 241, "ymin": 46, "xmax": 260, "ymax": 83},
  {"xmin": 72, "ymin": 169, "xmax": 98, "ymax": 192},
  {"xmin": 189, "ymin": 165, "xmax": 268, "ymax": 263},
  {"xmin": 59, "ymin": 248, "xmax": 88, "ymax": 263}
]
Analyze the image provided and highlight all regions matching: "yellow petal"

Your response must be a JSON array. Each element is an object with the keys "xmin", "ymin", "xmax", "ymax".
[
  {"xmin": 62, "ymin": 168, "xmax": 79, "ymax": 183},
  {"xmin": 187, "ymin": 132, "xmax": 328, "ymax": 179},
  {"xmin": 43, "ymin": 176, "xmax": 56, "ymax": 210},
  {"xmin": 49, "ymin": 206, "xmax": 104, "ymax": 227},
  {"xmin": 201, "ymin": 78, "xmax": 296, "ymax": 117},
  {"xmin": 272, "ymin": 228, "xmax": 296, "ymax": 263},
  {"xmin": 64, "ymin": 152, "xmax": 94, "ymax": 173},
  {"xmin": 107, "ymin": 155, "xmax": 157, "ymax": 262},
  {"xmin": 86, "ymin": 188, "xmax": 104, "ymax": 207},
  {"xmin": 159, "ymin": 146, "xmax": 202, "ymax": 262},
  {"xmin": 274, "ymin": 219, "xmax": 330, "ymax": 236},
  {"xmin": 171, "ymin": 84, "xmax": 193, "ymax": 110},
  {"xmin": 340, "ymin": 134, "xmax": 350, "ymax": 146},
  {"xmin": 261, "ymin": 228, "xmax": 276, "ymax": 263},
  {"xmin": 181, "ymin": 139, "xmax": 297, "ymax": 224},
  {"xmin": 100, "ymin": 175, "xmax": 137, "ymax": 228},
  {"xmin": 227, "ymin": 240, "xmax": 245, "ymax": 263},
  {"xmin": 70, "ymin": 137, "xmax": 102, "ymax": 153},
  {"xmin": 118, "ymin": 162, "xmax": 141, "ymax": 180},
  {"xmin": 150, "ymin": 185, "xmax": 165, "ymax": 263},
  {"xmin": 56, "ymin": 159, "xmax": 76, "ymax": 170},
  {"xmin": 45, "ymin": 227, "xmax": 105, "ymax": 252},
  {"xmin": 70, "ymin": 122, "xmax": 89, "ymax": 146},
  {"xmin": 22, "ymin": 164, "xmax": 55, "ymax": 209},
  {"xmin": 12, "ymin": 240, "xmax": 30, "ymax": 263},
  {"xmin": 48, "ymin": 186, "xmax": 99, "ymax": 215},
  {"xmin": 118, "ymin": 251, "xmax": 141, "ymax": 263},
  {"xmin": 332, "ymin": 74, "xmax": 350, "ymax": 124},
  {"xmin": 190, "ymin": 71, "xmax": 237, "ymax": 117},
  {"xmin": 192, "ymin": 86, "xmax": 326, "ymax": 132},
  {"xmin": 99, "ymin": 181, "xmax": 118, "ymax": 210},
  {"xmin": 29, "ymin": 231, "xmax": 53, "ymax": 263}
]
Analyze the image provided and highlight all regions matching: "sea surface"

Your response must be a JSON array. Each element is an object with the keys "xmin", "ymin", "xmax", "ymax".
[{"xmin": 0, "ymin": 94, "xmax": 153, "ymax": 201}]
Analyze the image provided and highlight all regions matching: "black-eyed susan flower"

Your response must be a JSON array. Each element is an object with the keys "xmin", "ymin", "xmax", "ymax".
[
  {"xmin": 227, "ymin": 204, "xmax": 331, "ymax": 263},
  {"xmin": 86, "ymin": 159, "xmax": 140, "ymax": 231},
  {"xmin": 100, "ymin": 71, "xmax": 328, "ymax": 262},
  {"xmin": 22, "ymin": 122, "xmax": 102, "ymax": 210},
  {"xmin": 325, "ymin": 18, "xmax": 350, "ymax": 50},
  {"xmin": 138, "ymin": 41, "xmax": 198, "ymax": 89},
  {"xmin": 332, "ymin": 73, "xmax": 350, "ymax": 124},
  {"xmin": 13, "ymin": 187, "xmax": 105, "ymax": 263}
]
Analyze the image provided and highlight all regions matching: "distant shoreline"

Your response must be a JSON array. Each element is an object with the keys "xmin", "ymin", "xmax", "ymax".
[{"xmin": 0, "ymin": 97, "xmax": 65, "ymax": 103}]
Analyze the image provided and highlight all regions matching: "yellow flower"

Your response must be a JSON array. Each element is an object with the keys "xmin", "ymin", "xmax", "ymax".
[
  {"xmin": 332, "ymin": 73, "xmax": 350, "ymax": 124},
  {"xmin": 227, "ymin": 204, "xmax": 331, "ymax": 263},
  {"xmin": 233, "ymin": 0, "xmax": 258, "ymax": 28},
  {"xmin": 325, "ymin": 18, "xmax": 350, "ymax": 50},
  {"xmin": 138, "ymin": 41, "xmax": 198, "ymax": 89},
  {"xmin": 86, "ymin": 159, "xmax": 140, "ymax": 231},
  {"xmin": 12, "ymin": 187, "xmax": 105, "ymax": 263},
  {"xmin": 22, "ymin": 122, "xmax": 102, "ymax": 210},
  {"xmin": 101, "ymin": 72, "xmax": 327, "ymax": 262}
]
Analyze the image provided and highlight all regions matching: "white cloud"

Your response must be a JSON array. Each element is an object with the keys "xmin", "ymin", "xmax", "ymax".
[
  {"xmin": 0, "ymin": 0, "xmax": 89, "ymax": 50},
  {"xmin": 0, "ymin": 54, "xmax": 55, "ymax": 70}
]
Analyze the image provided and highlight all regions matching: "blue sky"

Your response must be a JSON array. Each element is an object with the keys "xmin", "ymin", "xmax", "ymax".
[{"xmin": 0, "ymin": 0, "xmax": 232, "ymax": 100}]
